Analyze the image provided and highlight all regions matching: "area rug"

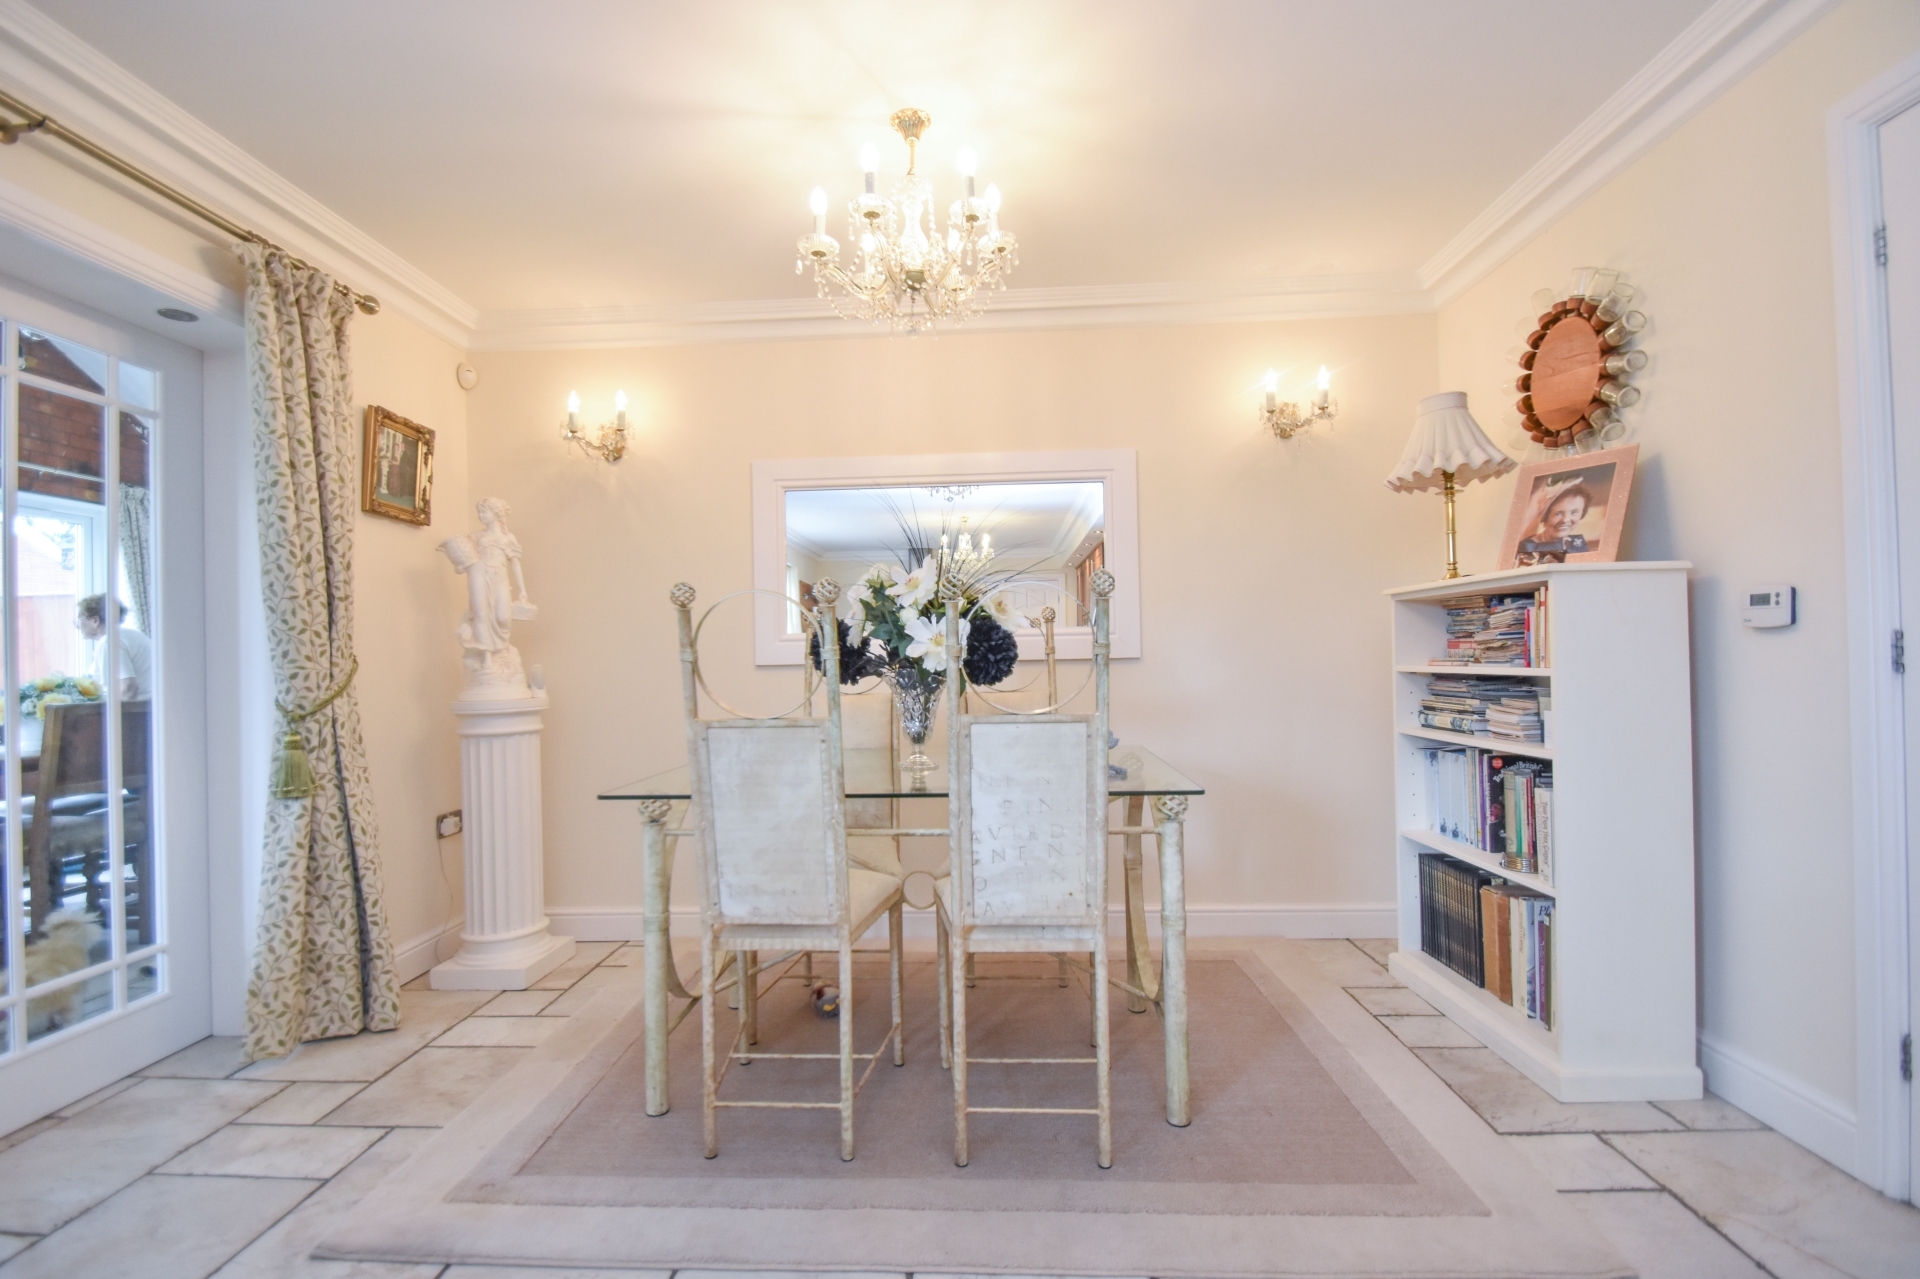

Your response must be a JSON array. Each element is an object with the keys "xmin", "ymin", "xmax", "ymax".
[{"xmin": 318, "ymin": 940, "xmax": 1630, "ymax": 1277}]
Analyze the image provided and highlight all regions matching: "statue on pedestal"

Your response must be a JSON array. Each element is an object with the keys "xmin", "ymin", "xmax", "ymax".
[{"xmin": 440, "ymin": 496, "xmax": 538, "ymax": 698}]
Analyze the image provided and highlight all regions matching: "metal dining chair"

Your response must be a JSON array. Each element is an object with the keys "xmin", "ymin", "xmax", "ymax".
[
  {"xmin": 932, "ymin": 570, "xmax": 1116, "ymax": 1168},
  {"xmin": 676, "ymin": 578, "xmax": 906, "ymax": 1161}
]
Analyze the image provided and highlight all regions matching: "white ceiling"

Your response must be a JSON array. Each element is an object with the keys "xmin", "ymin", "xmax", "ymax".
[
  {"xmin": 21, "ymin": 0, "xmax": 1721, "ymax": 322},
  {"xmin": 786, "ymin": 482, "xmax": 1103, "ymax": 569}
]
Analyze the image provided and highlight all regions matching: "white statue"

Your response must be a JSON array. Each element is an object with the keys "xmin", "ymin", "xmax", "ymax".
[{"xmin": 441, "ymin": 496, "xmax": 538, "ymax": 697}]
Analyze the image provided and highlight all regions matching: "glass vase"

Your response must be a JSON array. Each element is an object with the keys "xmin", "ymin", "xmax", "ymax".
[{"xmin": 883, "ymin": 664, "xmax": 945, "ymax": 779}]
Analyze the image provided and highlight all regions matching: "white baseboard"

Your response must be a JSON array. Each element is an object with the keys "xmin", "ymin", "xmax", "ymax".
[
  {"xmin": 393, "ymin": 918, "xmax": 464, "ymax": 985},
  {"xmin": 545, "ymin": 903, "xmax": 1396, "ymax": 943},
  {"xmin": 1700, "ymin": 1030, "xmax": 1858, "ymax": 1175}
]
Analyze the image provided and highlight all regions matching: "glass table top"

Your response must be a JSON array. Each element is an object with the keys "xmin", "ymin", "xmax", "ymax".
[{"xmin": 598, "ymin": 743, "xmax": 1203, "ymax": 802}]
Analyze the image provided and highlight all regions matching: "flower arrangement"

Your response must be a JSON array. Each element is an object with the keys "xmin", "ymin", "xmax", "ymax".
[{"xmin": 20, "ymin": 674, "xmax": 103, "ymax": 720}]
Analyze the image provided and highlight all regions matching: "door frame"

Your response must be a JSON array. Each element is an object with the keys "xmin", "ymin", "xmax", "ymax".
[
  {"xmin": 0, "ymin": 275, "xmax": 210, "ymax": 1134},
  {"xmin": 1831, "ymin": 48, "xmax": 1920, "ymax": 1202}
]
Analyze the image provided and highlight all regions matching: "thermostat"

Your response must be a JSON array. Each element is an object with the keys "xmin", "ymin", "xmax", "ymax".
[{"xmin": 1742, "ymin": 585, "xmax": 1795, "ymax": 628}]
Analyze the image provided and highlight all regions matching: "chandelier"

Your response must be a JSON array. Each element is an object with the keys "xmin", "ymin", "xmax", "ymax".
[{"xmin": 796, "ymin": 108, "xmax": 1017, "ymax": 332}]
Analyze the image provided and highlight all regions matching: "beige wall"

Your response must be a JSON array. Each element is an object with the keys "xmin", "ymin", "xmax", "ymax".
[
  {"xmin": 466, "ymin": 317, "xmax": 1439, "ymax": 928},
  {"xmin": 1437, "ymin": 0, "xmax": 1920, "ymax": 1123}
]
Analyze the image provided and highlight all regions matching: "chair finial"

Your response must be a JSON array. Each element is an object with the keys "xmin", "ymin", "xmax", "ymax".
[
  {"xmin": 1040, "ymin": 605, "xmax": 1056, "ymax": 622},
  {"xmin": 1090, "ymin": 569, "xmax": 1115, "ymax": 599},
  {"xmin": 815, "ymin": 577, "xmax": 840, "ymax": 604},
  {"xmin": 670, "ymin": 582, "xmax": 696, "ymax": 610}
]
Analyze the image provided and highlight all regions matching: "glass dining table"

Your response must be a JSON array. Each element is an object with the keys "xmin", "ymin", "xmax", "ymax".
[{"xmin": 598, "ymin": 742, "xmax": 1205, "ymax": 1126}]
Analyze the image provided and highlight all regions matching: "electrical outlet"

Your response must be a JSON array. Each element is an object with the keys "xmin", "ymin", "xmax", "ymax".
[{"xmin": 435, "ymin": 810, "xmax": 463, "ymax": 839}]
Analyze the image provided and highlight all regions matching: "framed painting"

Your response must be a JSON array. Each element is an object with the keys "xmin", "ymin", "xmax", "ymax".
[
  {"xmin": 1497, "ymin": 444, "xmax": 1638, "ymax": 569},
  {"xmin": 362, "ymin": 405, "xmax": 434, "ymax": 525}
]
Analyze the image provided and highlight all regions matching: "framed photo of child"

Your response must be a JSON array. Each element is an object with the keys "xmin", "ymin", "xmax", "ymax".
[
  {"xmin": 361, "ymin": 405, "xmax": 434, "ymax": 526},
  {"xmin": 1497, "ymin": 444, "xmax": 1638, "ymax": 569}
]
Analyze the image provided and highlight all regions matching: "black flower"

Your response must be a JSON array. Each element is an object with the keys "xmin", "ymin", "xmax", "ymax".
[
  {"xmin": 810, "ymin": 618, "xmax": 878, "ymax": 685},
  {"xmin": 963, "ymin": 613, "xmax": 1019, "ymax": 687}
]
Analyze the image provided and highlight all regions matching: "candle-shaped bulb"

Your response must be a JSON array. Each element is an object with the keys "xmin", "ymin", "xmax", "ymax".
[
  {"xmin": 860, "ymin": 141, "xmax": 878, "ymax": 195},
  {"xmin": 1314, "ymin": 365, "xmax": 1331, "ymax": 409},
  {"xmin": 809, "ymin": 185, "xmax": 827, "ymax": 234},
  {"xmin": 1317, "ymin": 365, "xmax": 1330, "ymax": 391},
  {"xmin": 981, "ymin": 533, "xmax": 990, "ymax": 551},
  {"xmin": 984, "ymin": 183, "xmax": 1001, "ymax": 213},
  {"xmin": 566, "ymin": 390, "xmax": 580, "ymax": 427},
  {"xmin": 614, "ymin": 388, "xmax": 628, "ymax": 428},
  {"xmin": 957, "ymin": 146, "xmax": 977, "ymax": 200},
  {"xmin": 1262, "ymin": 369, "xmax": 1279, "ymax": 412}
]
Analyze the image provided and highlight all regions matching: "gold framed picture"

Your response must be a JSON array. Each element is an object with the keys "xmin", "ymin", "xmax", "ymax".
[
  {"xmin": 362, "ymin": 405, "xmax": 434, "ymax": 525},
  {"xmin": 1497, "ymin": 443, "xmax": 1638, "ymax": 569}
]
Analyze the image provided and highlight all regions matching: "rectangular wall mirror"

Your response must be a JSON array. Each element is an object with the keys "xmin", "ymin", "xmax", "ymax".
[{"xmin": 751, "ymin": 451, "xmax": 1140, "ymax": 666}]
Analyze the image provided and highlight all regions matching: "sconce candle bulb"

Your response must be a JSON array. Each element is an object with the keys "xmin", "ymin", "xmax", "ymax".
[
  {"xmin": 1262, "ymin": 366, "xmax": 1338, "ymax": 438},
  {"xmin": 559, "ymin": 391, "xmax": 629, "ymax": 464}
]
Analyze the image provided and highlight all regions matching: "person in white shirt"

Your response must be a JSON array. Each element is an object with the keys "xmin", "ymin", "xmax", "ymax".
[{"xmin": 76, "ymin": 594, "xmax": 152, "ymax": 701}]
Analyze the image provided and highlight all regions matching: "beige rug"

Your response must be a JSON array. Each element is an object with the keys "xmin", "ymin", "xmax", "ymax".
[{"xmin": 319, "ymin": 940, "xmax": 1630, "ymax": 1277}]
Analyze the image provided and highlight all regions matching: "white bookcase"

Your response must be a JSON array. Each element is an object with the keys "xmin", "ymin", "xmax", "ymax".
[{"xmin": 1385, "ymin": 562, "xmax": 1702, "ymax": 1102}]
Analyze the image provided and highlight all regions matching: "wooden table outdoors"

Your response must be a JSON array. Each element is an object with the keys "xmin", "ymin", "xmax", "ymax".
[{"xmin": 598, "ymin": 742, "xmax": 1205, "ymax": 1127}]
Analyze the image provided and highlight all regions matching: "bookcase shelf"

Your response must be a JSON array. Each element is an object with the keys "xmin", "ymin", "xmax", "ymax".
[{"xmin": 1387, "ymin": 562, "xmax": 1702, "ymax": 1103}]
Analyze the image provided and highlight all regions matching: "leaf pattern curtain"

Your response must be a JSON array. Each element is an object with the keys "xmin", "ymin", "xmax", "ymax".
[
  {"xmin": 239, "ymin": 244, "xmax": 399, "ymax": 1062},
  {"xmin": 117, "ymin": 481, "xmax": 153, "ymax": 635}
]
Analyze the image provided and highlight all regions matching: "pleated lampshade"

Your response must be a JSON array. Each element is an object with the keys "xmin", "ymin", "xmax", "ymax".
[{"xmin": 1385, "ymin": 392, "xmax": 1515, "ymax": 493}]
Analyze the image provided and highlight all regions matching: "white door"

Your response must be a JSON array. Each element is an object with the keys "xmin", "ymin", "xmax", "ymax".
[
  {"xmin": 0, "ymin": 280, "xmax": 208, "ymax": 1133},
  {"xmin": 1886, "ymin": 101, "xmax": 1920, "ymax": 1204}
]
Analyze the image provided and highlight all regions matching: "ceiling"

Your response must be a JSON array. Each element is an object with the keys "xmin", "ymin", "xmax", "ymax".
[
  {"xmin": 21, "ymin": 0, "xmax": 1722, "ymax": 322},
  {"xmin": 786, "ymin": 482, "xmax": 1103, "ymax": 569}
]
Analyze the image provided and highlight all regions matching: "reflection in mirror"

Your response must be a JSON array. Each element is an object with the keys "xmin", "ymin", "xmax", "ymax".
[{"xmin": 782, "ymin": 481, "xmax": 1104, "ymax": 636}]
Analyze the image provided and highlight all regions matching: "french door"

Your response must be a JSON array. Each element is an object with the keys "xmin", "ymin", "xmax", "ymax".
[{"xmin": 0, "ymin": 280, "xmax": 207, "ymax": 1133}]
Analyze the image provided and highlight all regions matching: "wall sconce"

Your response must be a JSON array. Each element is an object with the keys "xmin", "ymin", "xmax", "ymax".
[
  {"xmin": 1262, "ymin": 366, "xmax": 1337, "ymax": 438},
  {"xmin": 560, "ymin": 389, "xmax": 630, "ymax": 464}
]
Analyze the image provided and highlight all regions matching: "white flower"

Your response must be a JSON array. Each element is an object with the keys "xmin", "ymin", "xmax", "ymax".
[
  {"xmin": 905, "ymin": 613, "xmax": 969, "ymax": 672},
  {"xmin": 982, "ymin": 592, "xmax": 1022, "ymax": 629},
  {"xmin": 856, "ymin": 563, "xmax": 896, "ymax": 605},
  {"xmin": 888, "ymin": 556, "xmax": 940, "ymax": 609}
]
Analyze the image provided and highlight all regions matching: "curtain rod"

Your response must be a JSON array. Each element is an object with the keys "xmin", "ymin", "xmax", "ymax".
[{"xmin": 0, "ymin": 87, "xmax": 380, "ymax": 315}]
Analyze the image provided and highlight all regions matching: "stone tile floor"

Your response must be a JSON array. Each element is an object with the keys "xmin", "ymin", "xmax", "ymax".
[{"xmin": 0, "ymin": 938, "xmax": 1916, "ymax": 1278}]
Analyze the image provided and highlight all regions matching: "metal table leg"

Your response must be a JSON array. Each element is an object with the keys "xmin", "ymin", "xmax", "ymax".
[
  {"xmin": 1156, "ymin": 794, "xmax": 1191, "ymax": 1127},
  {"xmin": 1120, "ymin": 794, "xmax": 1154, "ymax": 1014},
  {"xmin": 640, "ymin": 798, "xmax": 675, "ymax": 1116}
]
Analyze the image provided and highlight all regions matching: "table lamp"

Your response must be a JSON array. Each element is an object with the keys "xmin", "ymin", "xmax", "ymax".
[{"xmin": 1385, "ymin": 392, "xmax": 1515, "ymax": 579}]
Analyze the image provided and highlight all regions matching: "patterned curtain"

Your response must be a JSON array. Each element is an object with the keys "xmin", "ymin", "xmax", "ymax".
[
  {"xmin": 238, "ymin": 244, "xmax": 399, "ymax": 1062},
  {"xmin": 118, "ymin": 481, "xmax": 153, "ymax": 635}
]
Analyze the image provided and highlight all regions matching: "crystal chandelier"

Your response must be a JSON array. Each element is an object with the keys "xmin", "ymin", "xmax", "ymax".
[
  {"xmin": 935, "ymin": 517, "xmax": 994, "ymax": 587},
  {"xmin": 796, "ymin": 108, "xmax": 1017, "ymax": 332}
]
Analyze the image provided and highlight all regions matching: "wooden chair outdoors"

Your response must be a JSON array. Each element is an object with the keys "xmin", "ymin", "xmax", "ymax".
[
  {"xmin": 22, "ymin": 700, "xmax": 131, "ymax": 934},
  {"xmin": 676, "ymin": 578, "xmax": 907, "ymax": 1162},
  {"xmin": 933, "ymin": 569, "xmax": 1116, "ymax": 1168}
]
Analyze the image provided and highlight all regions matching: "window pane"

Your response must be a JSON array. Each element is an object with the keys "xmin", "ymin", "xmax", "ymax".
[
  {"xmin": 118, "ymin": 363, "xmax": 156, "ymax": 411},
  {"xmin": 26, "ymin": 966, "xmax": 110, "ymax": 1043},
  {"xmin": 20, "ymin": 384, "xmax": 105, "ymax": 491},
  {"xmin": 19, "ymin": 328, "xmax": 107, "ymax": 395},
  {"xmin": 119, "ymin": 412, "xmax": 155, "ymax": 950},
  {"xmin": 128, "ymin": 951, "xmax": 160, "ymax": 1004}
]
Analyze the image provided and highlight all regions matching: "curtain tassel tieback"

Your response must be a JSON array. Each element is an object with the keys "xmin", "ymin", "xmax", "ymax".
[{"xmin": 271, "ymin": 655, "xmax": 359, "ymax": 799}]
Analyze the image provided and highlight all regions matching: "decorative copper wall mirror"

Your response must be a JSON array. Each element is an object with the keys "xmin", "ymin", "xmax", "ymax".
[{"xmin": 1514, "ymin": 268, "xmax": 1649, "ymax": 451}]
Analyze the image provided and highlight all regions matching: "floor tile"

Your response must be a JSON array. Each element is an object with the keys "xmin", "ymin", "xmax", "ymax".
[
  {"xmin": 237, "ymin": 989, "xmax": 493, "ymax": 1082},
  {"xmin": 0, "ymin": 1236, "xmax": 30, "ymax": 1264},
  {"xmin": 0, "ymin": 1172, "xmax": 317, "ymax": 1279},
  {"xmin": 1607, "ymin": 1129, "xmax": 1920, "ymax": 1279},
  {"xmin": 1346, "ymin": 986, "xmax": 1438, "ymax": 1016},
  {"xmin": 1564, "ymin": 1189, "xmax": 1767, "ymax": 1278},
  {"xmin": 1650, "ymin": 1092, "xmax": 1766, "ymax": 1131},
  {"xmin": 444, "ymin": 1268, "xmax": 671, "ymax": 1278},
  {"xmin": 234, "ymin": 1081, "xmax": 368, "ymax": 1126},
  {"xmin": 445, "ymin": 1259, "xmax": 672, "ymax": 1267},
  {"xmin": 158, "ymin": 1123, "xmax": 387, "ymax": 1180},
  {"xmin": 320, "ymin": 1047, "xmax": 528, "ymax": 1127},
  {"xmin": 1255, "ymin": 938, "xmax": 1400, "ymax": 989},
  {"xmin": 401, "ymin": 973, "xmax": 431, "ymax": 991},
  {"xmin": 53, "ymin": 1077, "xmax": 141, "ymax": 1118},
  {"xmin": 1351, "ymin": 937, "xmax": 1395, "ymax": 967},
  {"xmin": 472, "ymin": 990, "xmax": 559, "ymax": 1016},
  {"xmin": 1710, "ymin": 1218, "xmax": 1854, "ymax": 1279},
  {"xmin": 1506, "ymin": 1134, "xmax": 1658, "ymax": 1190},
  {"xmin": 537, "ymin": 965, "xmax": 629, "ymax": 1016},
  {"xmin": 0, "ymin": 1120, "xmax": 58, "ymax": 1158},
  {"xmin": 0, "ymin": 1077, "xmax": 285, "ymax": 1235},
  {"xmin": 211, "ymin": 1128, "xmax": 439, "ymax": 1279},
  {"xmin": 594, "ymin": 943, "xmax": 644, "ymax": 967},
  {"xmin": 432, "ymin": 1016, "xmax": 565, "ymax": 1048},
  {"xmin": 678, "ymin": 1272, "xmax": 903, "ymax": 1279},
  {"xmin": 1411, "ymin": 1048, "xmax": 1684, "ymax": 1134},
  {"xmin": 528, "ymin": 943, "xmax": 620, "ymax": 990},
  {"xmin": 1378, "ymin": 1013, "xmax": 1481, "ymax": 1048},
  {"xmin": 138, "ymin": 1036, "xmax": 248, "ymax": 1079}
]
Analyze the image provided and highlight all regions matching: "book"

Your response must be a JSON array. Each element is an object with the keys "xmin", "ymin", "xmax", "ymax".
[
  {"xmin": 1423, "ymin": 854, "xmax": 1554, "ymax": 1025},
  {"xmin": 1433, "ymin": 587, "xmax": 1551, "ymax": 667}
]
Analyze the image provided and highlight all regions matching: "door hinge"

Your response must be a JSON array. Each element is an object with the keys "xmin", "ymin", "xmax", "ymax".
[
  {"xmin": 1875, "ymin": 225, "xmax": 1889, "ymax": 267},
  {"xmin": 1895, "ymin": 629, "xmax": 1906, "ymax": 675},
  {"xmin": 1902, "ymin": 1033, "xmax": 1912, "ymax": 1083}
]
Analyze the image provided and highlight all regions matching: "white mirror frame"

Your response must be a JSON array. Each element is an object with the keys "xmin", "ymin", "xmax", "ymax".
[{"xmin": 751, "ymin": 449, "xmax": 1140, "ymax": 666}]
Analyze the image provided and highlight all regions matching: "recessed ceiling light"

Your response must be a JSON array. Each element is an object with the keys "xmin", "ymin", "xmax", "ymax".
[{"xmin": 156, "ymin": 307, "xmax": 198, "ymax": 322}]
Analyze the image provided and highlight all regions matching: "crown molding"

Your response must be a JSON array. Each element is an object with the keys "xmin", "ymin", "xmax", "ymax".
[
  {"xmin": 0, "ymin": 0, "xmax": 479, "ymax": 345},
  {"xmin": 1419, "ymin": 0, "xmax": 1839, "ymax": 303},
  {"xmin": 468, "ymin": 274, "xmax": 1433, "ymax": 350}
]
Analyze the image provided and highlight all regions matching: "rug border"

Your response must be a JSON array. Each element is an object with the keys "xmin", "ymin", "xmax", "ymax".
[{"xmin": 316, "ymin": 940, "xmax": 1633, "ymax": 1279}]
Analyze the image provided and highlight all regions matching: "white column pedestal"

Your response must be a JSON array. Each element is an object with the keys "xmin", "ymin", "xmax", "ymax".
[{"xmin": 430, "ymin": 692, "xmax": 575, "ymax": 990}]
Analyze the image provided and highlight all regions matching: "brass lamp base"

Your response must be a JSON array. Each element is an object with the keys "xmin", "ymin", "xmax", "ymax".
[{"xmin": 1441, "ymin": 470, "xmax": 1461, "ymax": 580}]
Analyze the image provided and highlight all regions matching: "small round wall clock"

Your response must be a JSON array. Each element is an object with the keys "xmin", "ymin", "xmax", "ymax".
[{"xmin": 1514, "ymin": 268, "xmax": 1649, "ymax": 451}]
